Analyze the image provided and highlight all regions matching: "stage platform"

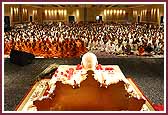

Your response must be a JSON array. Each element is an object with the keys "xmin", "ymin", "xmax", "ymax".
[{"xmin": 15, "ymin": 64, "xmax": 155, "ymax": 111}]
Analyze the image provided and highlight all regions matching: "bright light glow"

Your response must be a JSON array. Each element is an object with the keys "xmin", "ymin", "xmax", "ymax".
[
  {"xmin": 120, "ymin": 10, "xmax": 122, "ymax": 14},
  {"xmin": 154, "ymin": 8, "xmax": 156, "ymax": 15},
  {"xmin": 11, "ymin": 7, "xmax": 13, "ymax": 15},
  {"xmin": 48, "ymin": 10, "xmax": 50, "ymax": 16},
  {"xmin": 104, "ymin": 9, "xmax": 106, "ymax": 16},
  {"xmin": 64, "ymin": 9, "xmax": 67, "ymax": 16},
  {"xmin": 123, "ymin": 10, "xmax": 125, "ymax": 15},
  {"xmin": 33, "ymin": 10, "xmax": 37, "ymax": 15},
  {"xmin": 107, "ymin": 9, "xmax": 109, "ymax": 15},
  {"xmin": 54, "ymin": 10, "xmax": 57, "ymax": 16},
  {"xmin": 45, "ymin": 10, "xmax": 47, "ymax": 16},
  {"xmin": 145, "ymin": 10, "xmax": 147, "ymax": 15},
  {"xmin": 141, "ymin": 10, "xmax": 142, "ymax": 15},
  {"xmin": 16, "ymin": 8, "xmax": 18, "ymax": 14},
  {"xmin": 110, "ymin": 9, "xmax": 112, "ymax": 15},
  {"xmin": 51, "ymin": 9, "xmax": 53, "ymax": 16},
  {"xmin": 25, "ymin": 9, "xmax": 27, "ymax": 14},
  {"xmin": 76, "ymin": 9, "xmax": 79, "ymax": 17},
  {"xmin": 113, "ymin": 9, "xmax": 116, "ymax": 14},
  {"xmin": 58, "ymin": 9, "xmax": 61, "ymax": 14},
  {"xmin": 157, "ymin": 8, "xmax": 160, "ymax": 16},
  {"xmin": 117, "ymin": 10, "xmax": 119, "ymax": 15}
]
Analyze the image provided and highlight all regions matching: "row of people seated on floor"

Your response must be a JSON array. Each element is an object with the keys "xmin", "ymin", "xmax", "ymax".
[
  {"xmin": 86, "ymin": 23, "xmax": 164, "ymax": 56},
  {"xmin": 89, "ymin": 41, "xmax": 164, "ymax": 56},
  {"xmin": 5, "ymin": 38, "xmax": 87, "ymax": 58},
  {"xmin": 4, "ymin": 22, "xmax": 164, "ymax": 57}
]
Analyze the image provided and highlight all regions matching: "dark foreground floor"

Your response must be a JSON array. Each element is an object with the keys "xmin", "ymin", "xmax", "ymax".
[{"xmin": 4, "ymin": 58, "xmax": 164, "ymax": 111}]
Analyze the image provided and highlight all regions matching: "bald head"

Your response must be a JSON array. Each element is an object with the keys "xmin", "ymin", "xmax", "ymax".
[{"xmin": 81, "ymin": 52, "xmax": 98, "ymax": 70}]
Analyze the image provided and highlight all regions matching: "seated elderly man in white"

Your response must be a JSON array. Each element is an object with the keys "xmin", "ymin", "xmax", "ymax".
[
  {"xmin": 81, "ymin": 52, "xmax": 129, "ymax": 88},
  {"xmin": 64, "ymin": 52, "xmax": 98, "ymax": 88},
  {"xmin": 69, "ymin": 52, "xmax": 129, "ymax": 89}
]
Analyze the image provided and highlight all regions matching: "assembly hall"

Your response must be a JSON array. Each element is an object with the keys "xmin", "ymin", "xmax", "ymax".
[{"xmin": 3, "ymin": 2, "xmax": 165, "ymax": 112}]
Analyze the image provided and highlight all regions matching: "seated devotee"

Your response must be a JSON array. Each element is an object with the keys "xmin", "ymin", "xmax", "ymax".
[
  {"xmin": 115, "ymin": 44, "xmax": 124, "ymax": 55},
  {"xmin": 79, "ymin": 41, "xmax": 88, "ymax": 55},
  {"xmin": 125, "ymin": 43, "xmax": 132, "ymax": 55},
  {"xmin": 4, "ymin": 39, "xmax": 12, "ymax": 55},
  {"xmin": 159, "ymin": 45, "xmax": 164, "ymax": 55},
  {"xmin": 153, "ymin": 43, "xmax": 160, "ymax": 55},
  {"xmin": 107, "ymin": 42, "xmax": 116, "ymax": 54},
  {"xmin": 137, "ymin": 45, "xmax": 145, "ymax": 56},
  {"xmin": 144, "ymin": 43, "xmax": 154, "ymax": 56},
  {"xmin": 131, "ymin": 44, "xmax": 138, "ymax": 55},
  {"xmin": 81, "ymin": 52, "xmax": 98, "ymax": 71}
]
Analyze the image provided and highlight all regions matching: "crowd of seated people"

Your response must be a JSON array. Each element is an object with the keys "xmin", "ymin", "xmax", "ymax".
[
  {"xmin": 4, "ymin": 22, "xmax": 88, "ymax": 58},
  {"xmin": 4, "ymin": 21, "xmax": 164, "ymax": 58},
  {"xmin": 86, "ymin": 22, "xmax": 164, "ymax": 56}
]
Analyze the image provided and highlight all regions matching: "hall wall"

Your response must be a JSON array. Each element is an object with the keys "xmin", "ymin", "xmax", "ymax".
[
  {"xmin": 132, "ymin": 4, "xmax": 164, "ymax": 25},
  {"xmin": 86, "ymin": 7, "xmax": 129, "ymax": 22},
  {"xmin": 4, "ymin": 4, "xmax": 164, "ymax": 26},
  {"xmin": 4, "ymin": 4, "xmax": 41, "ymax": 26},
  {"xmin": 42, "ymin": 7, "xmax": 84, "ymax": 23}
]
